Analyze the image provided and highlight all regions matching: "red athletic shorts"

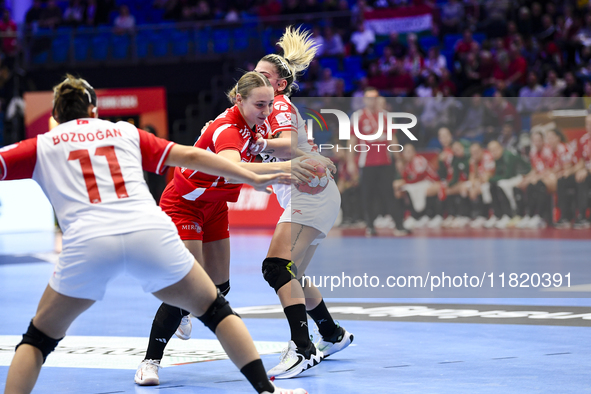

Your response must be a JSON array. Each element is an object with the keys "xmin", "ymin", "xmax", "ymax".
[{"xmin": 159, "ymin": 182, "xmax": 229, "ymax": 242}]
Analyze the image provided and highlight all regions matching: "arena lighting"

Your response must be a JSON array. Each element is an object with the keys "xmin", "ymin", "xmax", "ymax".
[{"xmin": 550, "ymin": 110, "xmax": 589, "ymax": 117}]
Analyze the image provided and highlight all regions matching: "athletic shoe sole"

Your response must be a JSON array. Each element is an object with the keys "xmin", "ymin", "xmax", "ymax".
[
  {"xmin": 319, "ymin": 331, "xmax": 354, "ymax": 358},
  {"xmin": 269, "ymin": 352, "xmax": 324, "ymax": 380}
]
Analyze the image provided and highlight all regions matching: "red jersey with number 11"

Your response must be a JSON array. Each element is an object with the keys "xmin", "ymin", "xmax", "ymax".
[{"xmin": 0, "ymin": 118, "xmax": 176, "ymax": 245}]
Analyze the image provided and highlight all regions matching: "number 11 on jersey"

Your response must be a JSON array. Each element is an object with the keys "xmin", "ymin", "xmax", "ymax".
[{"xmin": 68, "ymin": 145, "xmax": 129, "ymax": 204}]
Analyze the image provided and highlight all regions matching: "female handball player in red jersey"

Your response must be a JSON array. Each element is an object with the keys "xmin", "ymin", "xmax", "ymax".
[
  {"xmin": 248, "ymin": 27, "xmax": 354, "ymax": 379},
  {"xmin": 0, "ymin": 75, "xmax": 307, "ymax": 394},
  {"xmin": 134, "ymin": 71, "xmax": 319, "ymax": 385}
]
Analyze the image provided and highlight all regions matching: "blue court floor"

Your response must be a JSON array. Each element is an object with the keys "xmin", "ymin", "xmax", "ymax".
[{"xmin": 0, "ymin": 233, "xmax": 590, "ymax": 393}]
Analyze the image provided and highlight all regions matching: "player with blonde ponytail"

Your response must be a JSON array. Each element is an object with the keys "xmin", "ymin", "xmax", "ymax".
[{"xmin": 249, "ymin": 26, "xmax": 354, "ymax": 379}]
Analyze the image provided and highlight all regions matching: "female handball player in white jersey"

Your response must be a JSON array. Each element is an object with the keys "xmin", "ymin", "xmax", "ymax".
[
  {"xmin": 0, "ymin": 75, "xmax": 306, "ymax": 394},
  {"xmin": 249, "ymin": 27, "xmax": 354, "ymax": 379},
  {"xmin": 134, "ymin": 71, "xmax": 319, "ymax": 385}
]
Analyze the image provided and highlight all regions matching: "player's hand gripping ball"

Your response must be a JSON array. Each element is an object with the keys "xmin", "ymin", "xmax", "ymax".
[{"xmin": 295, "ymin": 158, "xmax": 329, "ymax": 195}]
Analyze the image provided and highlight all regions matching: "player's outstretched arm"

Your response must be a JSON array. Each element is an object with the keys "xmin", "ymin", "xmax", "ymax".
[{"xmin": 165, "ymin": 145, "xmax": 290, "ymax": 193}]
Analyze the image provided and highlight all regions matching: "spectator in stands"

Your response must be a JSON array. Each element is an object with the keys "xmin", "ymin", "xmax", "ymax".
[
  {"xmin": 0, "ymin": 10, "xmax": 17, "ymax": 60},
  {"xmin": 517, "ymin": 6, "xmax": 533, "ymax": 39},
  {"xmin": 350, "ymin": 22, "xmax": 375, "ymax": 56},
  {"xmin": 530, "ymin": 2, "xmax": 544, "ymax": 36},
  {"xmin": 63, "ymin": 0, "xmax": 85, "ymax": 27},
  {"xmin": 366, "ymin": 61, "xmax": 389, "ymax": 92},
  {"xmin": 455, "ymin": 29, "xmax": 479, "ymax": 62},
  {"xmin": 542, "ymin": 69, "xmax": 566, "ymax": 110},
  {"xmin": 310, "ymin": 26, "xmax": 325, "ymax": 57},
  {"xmin": 457, "ymin": 51, "xmax": 482, "ymax": 94},
  {"xmin": 224, "ymin": 7, "xmax": 240, "ymax": 22},
  {"xmin": 481, "ymin": 0, "xmax": 509, "ymax": 38},
  {"xmin": 193, "ymin": 1, "xmax": 212, "ymax": 21},
  {"xmin": 258, "ymin": 0, "xmax": 281, "ymax": 18},
  {"xmin": 416, "ymin": 72, "xmax": 440, "ymax": 98},
  {"xmin": 487, "ymin": 91, "xmax": 520, "ymax": 137},
  {"xmin": 562, "ymin": 72, "xmax": 583, "ymax": 97},
  {"xmin": 423, "ymin": 46, "xmax": 447, "ymax": 77},
  {"xmin": 351, "ymin": 77, "xmax": 368, "ymax": 111},
  {"xmin": 387, "ymin": 31, "xmax": 407, "ymax": 60},
  {"xmin": 333, "ymin": 0, "xmax": 353, "ymax": 37},
  {"xmin": 85, "ymin": 0, "xmax": 98, "ymax": 26},
  {"xmin": 402, "ymin": 43, "xmax": 424, "ymax": 78},
  {"xmin": 394, "ymin": 144, "xmax": 442, "ymax": 229},
  {"xmin": 466, "ymin": 142, "xmax": 495, "ymax": 228},
  {"xmin": 438, "ymin": 68, "xmax": 457, "ymax": 96},
  {"xmin": 456, "ymin": 93, "xmax": 487, "ymax": 139},
  {"xmin": 440, "ymin": 0, "xmax": 464, "ymax": 36},
  {"xmin": 537, "ymin": 14, "xmax": 556, "ymax": 45},
  {"xmin": 40, "ymin": 0, "xmax": 63, "ymax": 29},
  {"xmin": 390, "ymin": 62, "xmax": 414, "ymax": 97},
  {"xmin": 322, "ymin": 27, "xmax": 345, "ymax": 57},
  {"xmin": 378, "ymin": 46, "xmax": 396, "ymax": 75},
  {"xmin": 485, "ymin": 140, "xmax": 531, "ymax": 229},
  {"xmin": 25, "ymin": 0, "xmax": 44, "ymax": 32},
  {"xmin": 283, "ymin": 0, "xmax": 303, "ymax": 15},
  {"xmin": 316, "ymin": 68, "xmax": 340, "ymax": 96},
  {"xmin": 351, "ymin": 0, "xmax": 372, "ymax": 26},
  {"xmin": 507, "ymin": 43, "xmax": 528, "ymax": 89},
  {"xmin": 517, "ymin": 71, "xmax": 544, "ymax": 114},
  {"xmin": 114, "ymin": 5, "xmax": 136, "ymax": 33}
]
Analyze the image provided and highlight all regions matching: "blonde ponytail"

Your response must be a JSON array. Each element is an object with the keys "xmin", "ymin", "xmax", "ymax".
[{"xmin": 260, "ymin": 26, "xmax": 318, "ymax": 96}]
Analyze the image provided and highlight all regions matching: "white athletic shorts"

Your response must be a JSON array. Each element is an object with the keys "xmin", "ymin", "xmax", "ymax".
[
  {"xmin": 277, "ymin": 180, "xmax": 341, "ymax": 246},
  {"xmin": 49, "ymin": 229, "xmax": 195, "ymax": 301}
]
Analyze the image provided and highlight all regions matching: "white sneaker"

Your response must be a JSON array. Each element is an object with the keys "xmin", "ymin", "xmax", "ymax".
[
  {"xmin": 526, "ymin": 215, "xmax": 546, "ymax": 229},
  {"xmin": 442, "ymin": 215, "xmax": 455, "ymax": 228},
  {"xmin": 135, "ymin": 359, "xmax": 161, "ymax": 386},
  {"xmin": 414, "ymin": 215, "xmax": 430, "ymax": 228},
  {"xmin": 383, "ymin": 215, "xmax": 395, "ymax": 229},
  {"xmin": 175, "ymin": 314, "xmax": 192, "ymax": 340},
  {"xmin": 315, "ymin": 324, "xmax": 354, "ymax": 358},
  {"xmin": 452, "ymin": 216, "xmax": 470, "ymax": 228},
  {"xmin": 403, "ymin": 216, "xmax": 416, "ymax": 230},
  {"xmin": 495, "ymin": 215, "xmax": 512, "ymax": 229},
  {"xmin": 483, "ymin": 216, "xmax": 498, "ymax": 229},
  {"xmin": 267, "ymin": 340, "xmax": 323, "ymax": 379},
  {"xmin": 262, "ymin": 384, "xmax": 308, "ymax": 394},
  {"xmin": 427, "ymin": 215, "xmax": 443, "ymax": 228},
  {"xmin": 373, "ymin": 215, "xmax": 386, "ymax": 228},
  {"xmin": 516, "ymin": 215, "xmax": 531, "ymax": 229},
  {"xmin": 470, "ymin": 216, "xmax": 487, "ymax": 228}
]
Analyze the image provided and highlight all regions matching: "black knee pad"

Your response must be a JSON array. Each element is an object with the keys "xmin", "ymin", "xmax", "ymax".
[
  {"xmin": 262, "ymin": 257, "xmax": 297, "ymax": 293},
  {"xmin": 16, "ymin": 321, "xmax": 62, "ymax": 363},
  {"xmin": 216, "ymin": 280, "xmax": 230, "ymax": 297},
  {"xmin": 197, "ymin": 292, "xmax": 238, "ymax": 333}
]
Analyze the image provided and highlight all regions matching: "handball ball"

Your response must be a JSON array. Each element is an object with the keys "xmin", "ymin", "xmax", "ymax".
[{"xmin": 295, "ymin": 158, "xmax": 329, "ymax": 195}]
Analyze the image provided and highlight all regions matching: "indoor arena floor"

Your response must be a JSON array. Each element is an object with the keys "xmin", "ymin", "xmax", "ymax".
[{"xmin": 1, "ymin": 229, "xmax": 590, "ymax": 393}]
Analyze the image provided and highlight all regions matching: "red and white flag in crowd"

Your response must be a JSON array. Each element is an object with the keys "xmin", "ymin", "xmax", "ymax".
[{"xmin": 364, "ymin": 5, "xmax": 433, "ymax": 35}]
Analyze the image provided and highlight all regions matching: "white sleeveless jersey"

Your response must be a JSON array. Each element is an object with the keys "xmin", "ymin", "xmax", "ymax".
[
  {"xmin": 262, "ymin": 95, "xmax": 319, "ymax": 208},
  {"xmin": 0, "ymin": 118, "xmax": 176, "ymax": 246}
]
